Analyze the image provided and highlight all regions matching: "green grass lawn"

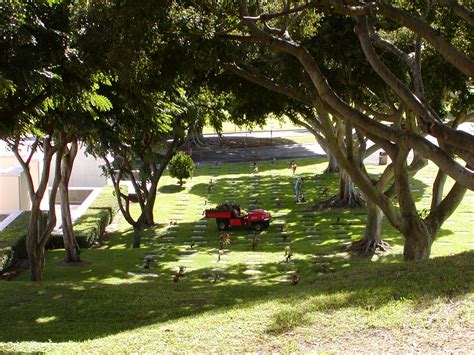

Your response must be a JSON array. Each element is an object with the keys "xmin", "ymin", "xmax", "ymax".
[{"xmin": 0, "ymin": 158, "xmax": 472, "ymax": 352}]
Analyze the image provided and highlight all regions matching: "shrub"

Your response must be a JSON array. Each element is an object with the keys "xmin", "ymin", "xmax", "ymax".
[
  {"xmin": 73, "ymin": 186, "xmax": 126, "ymax": 246},
  {"xmin": 0, "ymin": 212, "xmax": 30, "ymax": 273},
  {"xmin": 168, "ymin": 151, "xmax": 194, "ymax": 186},
  {"xmin": 47, "ymin": 186, "xmax": 126, "ymax": 249}
]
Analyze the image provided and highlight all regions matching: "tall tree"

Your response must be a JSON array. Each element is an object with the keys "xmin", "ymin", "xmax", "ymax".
[
  {"xmin": 215, "ymin": 1, "xmax": 472, "ymax": 260},
  {"xmin": 1, "ymin": 0, "xmax": 113, "ymax": 277}
]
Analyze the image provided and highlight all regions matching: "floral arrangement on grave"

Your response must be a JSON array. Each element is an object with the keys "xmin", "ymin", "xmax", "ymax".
[
  {"xmin": 320, "ymin": 262, "xmax": 332, "ymax": 273},
  {"xmin": 219, "ymin": 233, "xmax": 231, "ymax": 250},
  {"xmin": 292, "ymin": 274, "xmax": 300, "ymax": 285},
  {"xmin": 143, "ymin": 255, "xmax": 155, "ymax": 269},
  {"xmin": 284, "ymin": 246, "xmax": 293, "ymax": 262},
  {"xmin": 321, "ymin": 187, "xmax": 329, "ymax": 197},
  {"xmin": 168, "ymin": 151, "xmax": 195, "ymax": 186},
  {"xmin": 173, "ymin": 266, "xmax": 186, "ymax": 282}
]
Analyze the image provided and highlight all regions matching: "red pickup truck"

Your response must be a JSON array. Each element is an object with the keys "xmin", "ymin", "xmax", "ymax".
[{"xmin": 204, "ymin": 204, "xmax": 272, "ymax": 231}]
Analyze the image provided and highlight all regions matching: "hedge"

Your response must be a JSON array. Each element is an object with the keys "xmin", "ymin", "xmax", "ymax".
[
  {"xmin": 0, "ymin": 186, "xmax": 124, "ymax": 272},
  {"xmin": 0, "ymin": 212, "xmax": 30, "ymax": 273},
  {"xmin": 48, "ymin": 186, "xmax": 125, "ymax": 249}
]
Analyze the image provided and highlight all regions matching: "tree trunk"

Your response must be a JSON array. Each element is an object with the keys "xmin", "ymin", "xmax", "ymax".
[
  {"xmin": 29, "ymin": 246, "xmax": 45, "ymax": 282},
  {"xmin": 27, "ymin": 208, "xmax": 47, "ymax": 281},
  {"xmin": 339, "ymin": 170, "xmax": 363, "ymax": 206},
  {"xmin": 393, "ymin": 147, "xmax": 433, "ymax": 261},
  {"xmin": 143, "ymin": 175, "xmax": 159, "ymax": 226},
  {"xmin": 324, "ymin": 151, "xmax": 339, "ymax": 173},
  {"xmin": 12, "ymin": 135, "xmax": 62, "ymax": 281},
  {"xmin": 143, "ymin": 204, "xmax": 154, "ymax": 227},
  {"xmin": 316, "ymin": 169, "xmax": 365, "ymax": 209},
  {"xmin": 348, "ymin": 201, "xmax": 389, "ymax": 256},
  {"xmin": 60, "ymin": 141, "xmax": 80, "ymax": 262},
  {"xmin": 60, "ymin": 183, "xmax": 80, "ymax": 262},
  {"xmin": 186, "ymin": 125, "xmax": 207, "ymax": 148},
  {"xmin": 402, "ymin": 219, "xmax": 433, "ymax": 261},
  {"xmin": 132, "ymin": 221, "xmax": 144, "ymax": 248}
]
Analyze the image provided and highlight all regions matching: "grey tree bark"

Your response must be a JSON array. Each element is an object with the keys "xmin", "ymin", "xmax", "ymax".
[
  {"xmin": 324, "ymin": 151, "xmax": 339, "ymax": 173},
  {"xmin": 60, "ymin": 140, "xmax": 80, "ymax": 263},
  {"xmin": 12, "ymin": 136, "xmax": 63, "ymax": 280}
]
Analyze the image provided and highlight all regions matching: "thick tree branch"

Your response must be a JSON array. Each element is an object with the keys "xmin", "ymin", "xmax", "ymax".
[
  {"xmin": 238, "ymin": 0, "xmax": 474, "ymax": 189},
  {"xmin": 242, "ymin": 2, "xmax": 316, "ymax": 22},
  {"xmin": 224, "ymin": 63, "xmax": 313, "ymax": 106},
  {"xmin": 355, "ymin": 16, "xmax": 474, "ymax": 161},
  {"xmin": 354, "ymin": 99, "xmax": 402, "ymax": 123},
  {"xmin": 375, "ymin": 2, "xmax": 474, "ymax": 77},
  {"xmin": 437, "ymin": 0, "xmax": 474, "ymax": 26},
  {"xmin": 427, "ymin": 181, "xmax": 467, "ymax": 233},
  {"xmin": 0, "ymin": 86, "xmax": 51, "ymax": 124}
]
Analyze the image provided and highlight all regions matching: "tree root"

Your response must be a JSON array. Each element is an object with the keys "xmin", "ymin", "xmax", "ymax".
[
  {"xmin": 345, "ymin": 237, "xmax": 390, "ymax": 257},
  {"xmin": 186, "ymin": 135, "xmax": 207, "ymax": 149},
  {"xmin": 313, "ymin": 193, "xmax": 366, "ymax": 209},
  {"xmin": 323, "ymin": 165, "xmax": 339, "ymax": 174}
]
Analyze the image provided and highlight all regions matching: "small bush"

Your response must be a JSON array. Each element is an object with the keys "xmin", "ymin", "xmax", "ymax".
[
  {"xmin": 0, "ymin": 212, "xmax": 30, "ymax": 273},
  {"xmin": 168, "ymin": 151, "xmax": 194, "ymax": 186}
]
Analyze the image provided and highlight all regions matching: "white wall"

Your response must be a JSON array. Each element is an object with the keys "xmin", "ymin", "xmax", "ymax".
[
  {"xmin": 49, "ymin": 143, "xmax": 107, "ymax": 188},
  {"xmin": 0, "ymin": 166, "xmax": 31, "ymax": 211}
]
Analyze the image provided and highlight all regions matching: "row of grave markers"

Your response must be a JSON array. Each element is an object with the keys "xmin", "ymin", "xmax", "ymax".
[{"xmin": 130, "ymin": 162, "xmax": 474, "ymax": 281}]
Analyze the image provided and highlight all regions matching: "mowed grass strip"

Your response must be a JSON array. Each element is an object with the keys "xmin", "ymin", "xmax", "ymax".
[{"xmin": 0, "ymin": 157, "xmax": 472, "ymax": 352}]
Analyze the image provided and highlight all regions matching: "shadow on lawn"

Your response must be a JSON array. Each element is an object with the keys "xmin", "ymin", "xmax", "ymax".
[
  {"xmin": 0, "ymin": 250, "xmax": 472, "ymax": 342},
  {"xmin": 0, "ymin": 160, "xmax": 460, "ymax": 343},
  {"xmin": 158, "ymin": 184, "xmax": 186, "ymax": 194}
]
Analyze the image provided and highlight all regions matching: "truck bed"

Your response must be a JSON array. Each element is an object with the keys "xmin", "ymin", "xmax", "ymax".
[{"xmin": 204, "ymin": 209, "xmax": 233, "ymax": 218}]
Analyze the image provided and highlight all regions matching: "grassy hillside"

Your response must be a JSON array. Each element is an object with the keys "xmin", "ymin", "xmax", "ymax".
[{"xmin": 0, "ymin": 158, "xmax": 472, "ymax": 352}]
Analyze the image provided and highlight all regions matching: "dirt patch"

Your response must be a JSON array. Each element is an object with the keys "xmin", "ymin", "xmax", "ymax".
[{"xmin": 307, "ymin": 326, "xmax": 474, "ymax": 353}]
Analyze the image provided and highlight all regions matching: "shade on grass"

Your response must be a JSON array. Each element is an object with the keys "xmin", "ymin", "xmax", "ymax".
[{"xmin": 0, "ymin": 157, "xmax": 472, "ymax": 352}]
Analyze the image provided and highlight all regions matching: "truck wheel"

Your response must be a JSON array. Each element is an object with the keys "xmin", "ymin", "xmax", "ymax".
[
  {"xmin": 253, "ymin": 222, "xmax": 263, "ymax": 231},
  {"xmin": 217, "ymin": 220, "xmax": 228, "ymax": 231}
]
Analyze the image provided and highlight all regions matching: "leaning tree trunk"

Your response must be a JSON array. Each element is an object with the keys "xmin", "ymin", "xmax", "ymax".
[
  {"xmin": 347, "ymin": 201, "xmax": 389, "ymax": 256},
  {"xmin": 60, "ymin": 141, "xmax": 80, "ymax": 262}
]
